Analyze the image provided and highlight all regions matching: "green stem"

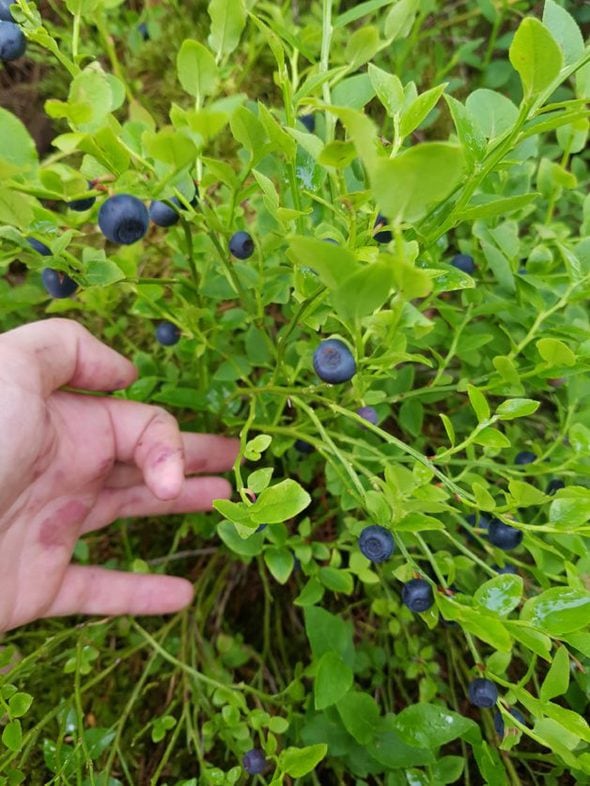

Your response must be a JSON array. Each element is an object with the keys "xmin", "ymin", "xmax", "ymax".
[{"xmin": 320, "ymin": 0, "xmax": 335, "ymax": 145}]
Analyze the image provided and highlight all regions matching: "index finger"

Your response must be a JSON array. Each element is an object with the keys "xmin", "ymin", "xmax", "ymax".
[{"xmin": 0, "ymin": 318, "xmax": 137, "ymax": 396}]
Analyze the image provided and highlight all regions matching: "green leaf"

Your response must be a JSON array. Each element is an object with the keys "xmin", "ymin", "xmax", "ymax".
[
  {"xmin": 2, "ymin": 721, "xmax": 22, "ymax": 752},
  {"xmin": 244, "ymin": 434, "xmax": 272, "ymax": 461},
  {"xmin": 371, "ymin": 143, "xmax": 465, "ymax": 224},
  {"xmin": 176, "ymin": 39, "xmax": 219, "ymax": 101},
  {"xmin": 85, "ymin": 258, "xmax": 125, "ymax": 287},
  {"xmin": 540, "ymin": 646, "xmax": 570, "ymax": 701},
  {"xmin": 367, "ymin": 716, "xmax": 435, "ymax": 768},
  {"xmin": 294, "ymin": 577, "xmax": 325, "ymax": 607},
  {"xmin": 332, "ymin": 260, "xmax": 395, "ymax": 319},
  {"xmin": 264, "ymin": 547, "xmax": 294, "ymax": 584},
  {"xmin": 336, "ymin": 692, "xmax": 381, "ymax": 744},
  {"xmin": 246, "ymin": 468, "xmax": 273, "ymax": 493},
  {"xmin": 335, "ymin": 0, "xmax": 396, "ymax": 28},
  {"xmin": 431, "ymin": 756, "xmax": 465, "ymax": 785},
  {"xmin": 395, "ymin": 512, "xmax": 444, "ymax": 532},
  {"xmin": 467, "ymin": 385, "xmax": 490, "ymax": 423},
  {"xmin": 508, "ymin": 480, "xmax": 547, "ymax": 507},
  {"xmin": 474, "ymin": 574, "xmax": 523, "ymax": 616},
  {"xmin": 392, "ymin": 255, "xmax": 434, "ymax": 298},
  {"xmin": 437, "ymin": 595, "xmax": 513, "ymax": 651},
  {"xmin": 548, "ymin": 495, "xmax": 590, "ymax": 530},
  {"xmin": 279, "ymin": 744, "xmax": 327, "ymax": 777},
  {"xmin": 317, "ymin": 141, "xmax": 357, "ymax": 169},
  {"xmin": 394, "ymin": 703, "xmax": 479, "ymax": 748},
  {"xmin": 569, "ymin": 423, "xmax": 590, "ymax": 453},
  {"xmin": 521, "ymin": 588, "xmax": 590, "ymax": 635},
  {"xmin": 213, "ymin": 499, "xmax": 255, "ymax": 527},
  {"xmin": 472, "ymin": 482, "xmax": 496, "ymax": 511},
  {"xmin": 66, "ymin": 64, "xmax": 116, "ymax": 132},
  {"xmin": 314, "ymin": 651, "xmax": 353, "ymax": 709},
  {"xmin": 230, "ymin": 106, "xmax": 267, "ymax": 159},
  {"xmin": 542, "ymin": 0, "xmax": 585, "ymax": 67},
  {"xmin": 536, "ymin": 337, "xmax": 576, "ymax": 367},
  {"xmin": 217, "ymin": 522, "xmax": 264, "ymax": 556},
  {"xmin": 400, "ymin": 83, "xmax": 447, "ymax": 139},
  {"xmin": 508, "ymin": 17, "xmax": 563, "ymax": 99},
  {"xmin": 440, "ymin": 413, "xmax": 456, "ymax": 446},
  {"xmin": 368, "ymin": 64, "xmax": 404, "ymax": 116},
  {"xmin": 345, "ymin": 26, "xmax": 381, "ymax": 72},
  {"xmin": 208, "ymin": 0, "xmax": 246, "ymax": 58},
  {"xmin": 318, "ymin": 567, "xmax": 354, "ymax": 595},
  {"xmin": 251, "ymin": 479, "xmax": 311, "ymax": 524},
  {"xmin": 399, "ymin": 398, "xmax": 424, "ymax": 437},
  {"xmin": 7, "ymin": 693, "xmax": 33, "ymax": 719},
  {"xmin": 143, "ymin": 128, "xmax": 197, "ymax": 170},
  {"xmin": 287, "ymin": 236, "xmax": 360, "ymax": 288},
  {"xmin": 481, "ymin": 241, "xmax": 515, "ymax": 294},
  {"xmin": 444, "ymin": 94, "xmax": 487, "ymax": 166},
  {"xmin": 473, "ymin": 427, "xmax": 511, "ymax": 449},
  {"xmin": 457, "ymin": 193, "xmax": 540, "ymax": 222},
  {"xmin": 504, "ymin": 621, "xmax": 552, "ymax": 661},
  {"xmin": 0, "ymin": 108, "xmax": 38, "ymax": 176},
  {"xmin": 332, "ymin": 74, "xmax": 376, "ymax": 110},
  {"xmin": 384, "ymin": 0, "xmax": 419, "ymax": 41},
  {"xmin": 496, "ymin": 398, "xmax": 540, "ymax": 420},
  {"xmin": 304, "ymin": 606, "xmax": 355, "ymax": 667},
  {"xmin": 465, "ymin": 89, "xmax": 518, "ymax": 139}
]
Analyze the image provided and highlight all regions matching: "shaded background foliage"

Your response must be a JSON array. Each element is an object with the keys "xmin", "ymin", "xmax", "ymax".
[{"xmin": 0, "ymin": 0, "xmax": 589, "ymax": 784}]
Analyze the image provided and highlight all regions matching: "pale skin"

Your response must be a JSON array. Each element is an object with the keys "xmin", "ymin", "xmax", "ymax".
[{"xmin": 0, "ymin": 319, "xmax": 239, "ymax": 633}]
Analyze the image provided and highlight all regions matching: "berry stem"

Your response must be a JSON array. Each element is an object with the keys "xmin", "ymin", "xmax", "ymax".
[{"xmin": 320, "ymin": 0, "xmax": 335, "ymax": 145}]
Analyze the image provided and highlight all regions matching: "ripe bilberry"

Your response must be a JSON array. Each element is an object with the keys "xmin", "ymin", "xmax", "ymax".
[
  {"xmin": 358, "ymin": 525, "xmax": 395, "ymax": 563},
  {"xmin": 313, "ymin": 339, "xmax": 356, "ymax": 384}
]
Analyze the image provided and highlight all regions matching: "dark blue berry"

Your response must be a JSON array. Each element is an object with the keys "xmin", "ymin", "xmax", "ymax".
[
  {"xmin": 98, "ymin": 194, "xmax": 149, "ymax": 245},
  {"xmin": 294, "ymin": 439, "xmax": 314, "ymax": 454},
  {"xmin": 488, "ymin": 519, "xmax": 523, "ymax": 550},
  {"xmin": 0, "ymin": 20, "xmax": 25, "ymax": 60},
  {"xmin": 466, "ymin": 513, "xmax": 490, "ymax": 529},
  {"xmin": 515, "ymin": 450, "xmax": 536, "ymax": 465},
  {"xmin": 547, "ymin": 478, "xmax": 564, "ymax": 495},
  {"xmin": 242, "ymin": 749, "xmax": 267, "ymax": 775},
  {"xmin": 495, "ymin": 564, "xmax": 518, "ymax": 575},
  {"xmin": 155, "ymin": 321, "xmax": 181, "ymax": 346},
  {"xmin": 68, "ymin": 183, "xmax": 96, "ymax": 212},
  {"xmin": 374, "ymin": 213, "xmax": 392, "ymax": 244},
  {"xmin": 229, "ymin": 231, "xmax": 254, "ymax": 260},
  {"xmin": 150, "ymin": 197, "xmax": 180, "ymax": 227},
  {"xmin": 451, "ymin": 253, "xmax": 475, "ymax": 275},
  {"xmin": 468, "ymin": 678, "xmax": 498, "ymax": 708},
  {"xmin": 357, "ymin": 406, "xmax": 378, "ymax": 426},
  {"xmin": 494, "ymin": 708, "xmax": 525, "ymax": 738},
  {"xmin": 256, "ymin": 524, "xmax": 267, "ymax": 533},
  {"xmin": 401, "ymin": 579, "xmax": 434, "ymax": 612},
  {"xmin": 0, "ymin": 1, "xmax": 15, "ymax": 21},
  {"xmin": 137, "ymin": 21, "xmax": 149, "ymax": 40},
  {"xmin": 41, "ymin": 269, "xmax": 78, "ymax": 299},
  {"xmin": 313, "ymin": 339, "xmax": 356, "ymax": 384},
  {"xmin": 358, "ymin": 525, "xmax": 395, "ymax": 563},
  {"xmin": 300, "ymin": 114, "xmax": 315, "ymax": 133},
  {"xmin": 27, "ymin": 237, "xmax": 51, "ymax": 256}
]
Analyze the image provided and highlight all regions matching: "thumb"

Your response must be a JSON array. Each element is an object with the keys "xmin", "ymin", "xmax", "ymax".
[{"xmin": 0, "ymin": 318, "xmax": 137, "ymax": 395}]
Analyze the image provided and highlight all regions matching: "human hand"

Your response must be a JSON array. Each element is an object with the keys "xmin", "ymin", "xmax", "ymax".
[{"xmin": 0, "ymin": 319, "xmax": 238, "ymax": 632}]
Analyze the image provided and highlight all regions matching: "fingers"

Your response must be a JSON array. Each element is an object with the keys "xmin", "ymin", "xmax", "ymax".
[
  {"xmin": 103, "ymin": 399, "xmax": 239, "ymax": 501},
  {"xmin": 43, "ymin": 566, "xmax": 194, "ymax": 618},
  {"xmin": 0, "ymin": 318, "xmax": 137, "ymax": 395},
  {"xmin": 103, "ymin": 399, "xmax": 186, "ymax": 500},
  {"xmin": 83, "ymin": 476, "xmax": 232, "ymax": 533},
  {"xmin": 105, "ymin": 434, "xmax": 239, "ymax": 489}
]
